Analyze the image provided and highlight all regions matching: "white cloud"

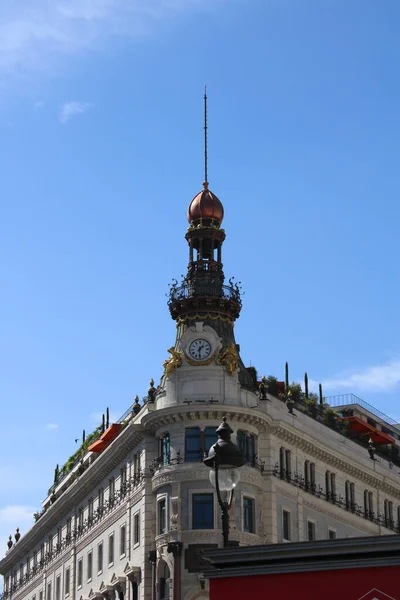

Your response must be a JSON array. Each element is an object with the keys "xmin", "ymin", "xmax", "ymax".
[
  {"xmin": 44, "ymin": 422, "xmax": 59, "ymax": 430},
  {"xmin": 315, "ymin": 357, "xmax": 400, "ymax": 393},
  {"xmin": 33, "ymin": 100, "xmax": 45, "ymax": 109},
  {"xmin": 59, "ymin": 101, "xmax": 91, "ymax": 123},
  {"xmin": 0, "ymin": 0, "xmax": 234, "ymax": 74},
  {"xmin": 0, "ymin": 505, "xmax": 36, "ymax": 556}
]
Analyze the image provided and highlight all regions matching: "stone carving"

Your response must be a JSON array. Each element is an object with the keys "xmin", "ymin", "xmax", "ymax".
[{"xmin": 216, "ymin": 343, "xmax": 239, "ymax": 376}]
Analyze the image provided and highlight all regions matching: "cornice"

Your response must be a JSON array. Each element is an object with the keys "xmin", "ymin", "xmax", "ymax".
[
  {"xmin": 142, "ymin": 405, "xmax": 270, "ymax": 435},
  {"xmin": 270, "ymin": 423, "xmax": 400, "ymax": 499},
  {"xmin": 0, "ymin": 424, "xmax": 146, "ymax": 573}
]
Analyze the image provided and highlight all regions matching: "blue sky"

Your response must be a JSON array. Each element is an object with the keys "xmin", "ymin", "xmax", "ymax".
[{"xmin": 1, "ymin": 0, "xmax": 400, "ymax": 558}]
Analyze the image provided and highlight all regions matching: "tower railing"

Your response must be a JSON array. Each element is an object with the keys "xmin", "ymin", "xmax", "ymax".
[{"xmin": 168, "ymin": 279, "xmax": 242, "ymax": 306}]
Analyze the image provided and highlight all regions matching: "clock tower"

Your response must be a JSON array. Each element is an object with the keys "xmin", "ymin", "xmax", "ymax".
[{"xmin": 159, "ymin": 90, "xmax": 255, "ymax": 408}]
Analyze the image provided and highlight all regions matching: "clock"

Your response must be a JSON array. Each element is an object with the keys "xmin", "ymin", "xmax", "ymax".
[{"xmin": 188, "ymin": 338, "xmax": 212, "ymax": 361}]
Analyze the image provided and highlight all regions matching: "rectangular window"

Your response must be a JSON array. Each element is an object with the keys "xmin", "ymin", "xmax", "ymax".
[
  {"xmin": 66, "ymin": 518, "xmax": 72, "ymax": 539},
  {"xmin": 47, "ymin": 583, "xmax": 52, "ymax": 600},
  {"xmin": 307, "ymin": 520, "xmax": 316, "ymax": 541},
  {"xmin": 384, "ymin": 500, "xmax": 394, "ymax": 527},
  {"xmin": 192, "ymin": 494, "xmax": 214, "ymax": 529},
  {"xmin": 243, "ymin": 497, "xmax": 255, "ymax": 533},
  {"xmin": 97, "ymin": 542, "xmax": 103, "ymax": 573},
  {"xmin": 159, "ymin": 435, "xmax": 170, "ymax": 466},
  {"xmin": 120, "ymin": 524, "xmax": 126, "ymax": 557},
  {"xmin": 108, "ymin": 534, "xmax": 114, "ymax": 565},
  {"xmin": 98, "ymin": 488, "xmax": 104, "ymax": 513},
  {"xmin": 279, "ymin": 447, "xmax": 285, "ymax": 478},
  {"xmin": 282, "ymin": 510, "xmax": 291, "ymax": 541},
  {"xmin": 364, "ymin": 490, "xmax": 374, "ymax": 519},
  {"xmin": 134, "ymin": 512, "xmax": 140, "ymax": 545},
  {"xmin": 248, "ymin": 434, "xmax": 256, "ymax": 464},
  {"xmin": 48, "ymin": 536, "xmax": 53, "ymax": 554},
  {"xmin": 40, "ymin": 544, "xmax": 44, "ymax": 562},
  {"xmin": 56, "ymin": 576, "xmax": 61, "ymax": 600},
  {"xmin": 87, "ymin": 551, "xmax": 93, "ymax": 581},
  {"xmin": 57, "ymin": 527, "xmax": 62, "ymax": 548},
  {"xmin": 158, "ymin": 498, "xmax": 167, "ymax": 534},
  {"xmin": 88, "ymin": 498, "xmax": 94, "ymax": 522},
  {"xmin": 285, "ymin": 449, "xmax": 291, "ymax": 479},
  {"xmin": 304, "ymin": 461, "xmax": 310, "ymax": 490},
  {"xmin": 39, "ymin": 591, "xmax": 43, "ymax": 600},
  {"xmin": 33, "ymin": 551, "xmax": 37, "ymax": 567},
  {"xmin": 328, "ymin": 529, "xmax": 336, "ymax": 540},
  {"xmin": 133, "ymin": 452, "xmax": 140, "ymax": 476},
  {"xmin": 77, "ymin": 559, "xmax": 83, "ymax": 588},
  {"xmin": 185, "ymin": 428, "xmax": 201, "ymax": 462},
  {"xmin": 78, "ymin": 508, "xmax": 83, "ymax": 530},
  {"xmin": 120, "ymin": 465, "xmax": 127, "ymax": 486},
  {"xmin": 237, "ymin": 431, "xmax": 247, "ymax": 457},
  {"xmin": 330, "ymin": 473, "xmax": 336, "ymax": 502},
  {"xmin": 205, "ymin": 427, "xmax": 218, "ymax": 456},
  {"xmin": 310, "ymin": 463, "xmax": 316, "ymax": 491},
  {"xmin": 65, "ymin": 568, "xmax": 70, "ymax": 596},
  {"xmin": 109, "ymin": 477, "xmax": 115, "ymax": 502},
  {"xmin": 325, "ymin": 471, "xmax": 331, "ymax": 500}
]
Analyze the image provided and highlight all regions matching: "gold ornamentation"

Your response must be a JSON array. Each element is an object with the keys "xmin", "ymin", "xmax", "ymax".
[
  {"xmin": 185, "ymin": 350, "xmax": 217, "ymax": 367},
  {"xmin": 217, "ymin": 343, "xmax": 239, "ymax": 376},
  {"xmin": 163, "ymin": 347, "xmax": 183, "ymax": 378},
  {"xmin": 176, "ymin": 312, "xmax": 235, "ymax": 325}
]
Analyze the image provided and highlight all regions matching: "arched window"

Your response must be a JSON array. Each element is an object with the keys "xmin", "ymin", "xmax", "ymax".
[{"xmin": 158, "ymin": 561, "xmax": 170, "ymax": 600}]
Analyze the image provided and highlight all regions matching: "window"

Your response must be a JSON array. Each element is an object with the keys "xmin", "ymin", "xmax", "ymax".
[
  {"xmin": 237, "ymin": 431, "xmax": 246, "ymax": 456},
  {"xmin": 109, "ymin": 477, "xmax": 115, "ymax": 502},
  {"xmin": 40, "ymin": 544, "xmax": 44, "ymax": 562},
  {"xmin": 134, "ymin": 512, "xmax": 140, "ymax": 545},
  {"xmin": 108, "ymin": 534, "xmax": 114, "ymax": 565},
  {"xmin": 33, "ymin": 551, "xmax": 37, "ymax": 567},
  {"xmin": 279, "ymin": 447, "xmax": 291, "ymax": 480},
  {"xmin": 120, "ymin": 524, "xmax": 126, "ymax": 557},
  {"xmin": 384, "ymin": 500, "xmax": 394, "ymax": 528},
  {"xmin": 307, "ymin": 520, "xmax": 316, "ymax": 541},
  {"xmin": 325, "ymin": 471, "xmax": 336, "ymax": 501},
  {"xmin": 66, "ymin": 518, "xmax": 72, "ymax": 539},
  {"xmin": 56, "ymin": 576, "xmax": 61, "ymax": 600},
  {"xmin": 204, "ymin": 427, "xmax": 218, "ymax": 456},
  {"xmin": 39, "ymin": 591, "xmax": 43, "ymax": 600},
  {"xmin": 48, "ymin": 536, "xmax": 53, "ymax": 554},
  {"xmin": 78, "ymin": 508, "xmax": 83, "ymax": 531},
  {"xmin": 364, "ymin": 490, "xmax": 374, "ymax": 519},
  {"xmin": 120, "ymin": 465, "xmax": 127, "ymax": 487},
  {"xmin": 310, "ymin": 462, "xmax": 316, "ymax": 491},
  {"xmin": 159, "ymin": 435, "xmax": 170, "ymax": 466},
  {"xmin": 77, "ymin": 559, "xmax": 83, "ymax": 588},
  {"xmin": 185, "ymin": 428, "xmax": 201, "ymax": 462},
  {"xmin": 98, "ymin": 488, "xmax": 104, "ymax": 512},
  {"xmin": 192, "ymin": 494, "xmax": 214, "ymax": 529},
  {"xmin": 87, "ymin": 551, "xmax": 93, "ymax": 581},
  {"xmin": 345, "ymin": 481, "xmax": 355, "ymax": 510},
  {"xmin": 97, "ymin": 542, "xmax": 103, "ymax": 573},
  {"xmin": 304, "ymin": 460, "xmax": 310, "ymax": 490},
  {"xmin": 133, "ymin": 452, "xmax": 140, "ymax": 476},
  {"xmin": 57, "ymin": 527, "xmax": 62, "ymax": 548},
  {"xmin": 47, "ymin": 582, "xmax": 52, "ymax": 600},
  {"xmin": 88, "ymin": 498, "xmax": 94, "ymax": 522},
  {"xmin": 282, "ymin": 510, "xmax": 291, "ymax": 541},
  {"xmin": 159, "ymin": 562, "xmax": 170, "ymax": 600},
  {"xmin": 158, "ymin": 498, "xmax": 167, "ymax": 534},
  {"xmin": 243, "ymin": 497, "xmax": 255, "ymax": 533},
  {"xmin": 328, "ymin": 529, "xmax": 337, "ymax": 540},
  {"xmin": 65, "ymin": 568, "xmax": 70, "ymax": 596}
]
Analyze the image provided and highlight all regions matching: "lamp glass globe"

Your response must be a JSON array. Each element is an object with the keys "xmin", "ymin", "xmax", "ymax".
[{"xmin": 209, "ymin": 468, "xmax": 240, "ymax": 491}]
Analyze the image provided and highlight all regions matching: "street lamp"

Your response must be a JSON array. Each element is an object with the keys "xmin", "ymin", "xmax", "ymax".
[{"xmin": 204, "ymin": 417, "xmax": 246, "ymax": 547}]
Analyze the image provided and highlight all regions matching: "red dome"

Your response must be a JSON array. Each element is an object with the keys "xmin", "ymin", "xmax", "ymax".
[{"xmin": 187, "ymin": 183, "xmax": 224, "ymax": 223}]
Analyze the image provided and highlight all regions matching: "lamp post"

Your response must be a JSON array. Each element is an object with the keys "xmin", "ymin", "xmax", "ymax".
[{"xmin": 204, "ymin": 417, "xmax": 246, "ymax": 547}]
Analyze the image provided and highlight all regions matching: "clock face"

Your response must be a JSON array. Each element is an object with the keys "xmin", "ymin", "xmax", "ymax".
[{"xmin": 188, "ymin": 338, "xmax": 212, "ymax": 361}]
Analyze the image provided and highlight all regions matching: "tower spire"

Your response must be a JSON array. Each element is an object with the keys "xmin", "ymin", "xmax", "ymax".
[{"xmin": 203, "ymin": 85, "xmax": 208, "ymax": 189}]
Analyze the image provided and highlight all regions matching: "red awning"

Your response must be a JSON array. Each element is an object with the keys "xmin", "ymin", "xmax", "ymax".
[
  {"xmin": 337, "ymin": 416, "xmax": 395, "ymax": 445},
  {"xmin": 87, "ymin": 439, "xmax": 108, "ymax": 453},
  {"xmin": 100, "ymin": 423, "xmax": 122, "ymax": 442}
]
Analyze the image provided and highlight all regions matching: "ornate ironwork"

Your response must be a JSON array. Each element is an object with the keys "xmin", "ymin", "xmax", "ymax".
[
  {"xmin": 149, "ymin": 451, "xmax": 183, "ymax": 475},
  {"xmin": 272, "ymin": 465, "xmax": 400, "ymax": 533},
  {"xmin": 168, "ymin": 278, "xmax": 242, "ymax": 307}
]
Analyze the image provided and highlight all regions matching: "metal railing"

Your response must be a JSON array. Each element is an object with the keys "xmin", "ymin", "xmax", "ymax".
[
  {"xmin": 168, "ymin": 281, "xmax": 242, "ymax": 305},
  {"xmin": 326, "ymin": 393, "xmax": 399, "ymax": 427}
]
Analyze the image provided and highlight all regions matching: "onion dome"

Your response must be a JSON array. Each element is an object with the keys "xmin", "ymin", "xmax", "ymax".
[{"xmin": 187, "ymin": 182, "xmax": 224, "ymax": 224}]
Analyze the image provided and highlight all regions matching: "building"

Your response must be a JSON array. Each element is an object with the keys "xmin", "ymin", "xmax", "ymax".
[
  {"xmin": 204, "ymin": 534, "xmax": 400, "ymax": 600},
  {"xmin": 2, "ymin": 100, "xmax": 400, "ymax": 600}
]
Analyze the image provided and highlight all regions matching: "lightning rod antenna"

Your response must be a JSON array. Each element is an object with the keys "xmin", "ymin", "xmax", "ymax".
[{"xmin": 203, "ymin": 85, "xmax": 208, "ymax": 188}]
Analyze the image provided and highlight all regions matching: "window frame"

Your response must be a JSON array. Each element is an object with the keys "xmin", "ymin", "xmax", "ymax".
[
  {"xmin": 77, "ymin": 558, "xmax": 83, "ymax": 589},
  {"xmin": 87, "ymin": 550, "xmax": 93, "ymax": 582},
  {"xmin": 190, "ymin": 492, "xmax": 215, "ymax": 530},
  {"xmin": 108, "ymin": 532, "xmax": 115, "ymax": 566},
  {"xmin": 97, "ymin": 541, "xmax": 103, "ymax": 575},
  {"xmin": 55, "ymin": 575, "xmax": 61, "ymax": 600},
  {"xmin": 120, "ymin": 523, "xmax": 127, "ymax": 558},
  {"xmin": 328, "ymin": 528, "xmax": 337, "ymax": 540},
  {"xmin": 185, "ymin": 427, "xmax": 202, "ymax": 462},
  {"xmin": 242, "ymin": 495, "xmax": 256, "ymax": 534},
  {"xmin": 64, "ymin": 567, "xmax": 70, "ymax": 597},
  {"xmin": 157, "ymin": 495, "xmax": 168, "ymax": 535},
  {"xmin": 282, "ymin": 508, "xmax": 291, "ymax": 542},
  {"xmin": 133, "ymin": 511, "xmax": 140, "ymax": 547},
  {"xmin": 307, "ymin": 519, "xmax": 316, "ymax": 541}
]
